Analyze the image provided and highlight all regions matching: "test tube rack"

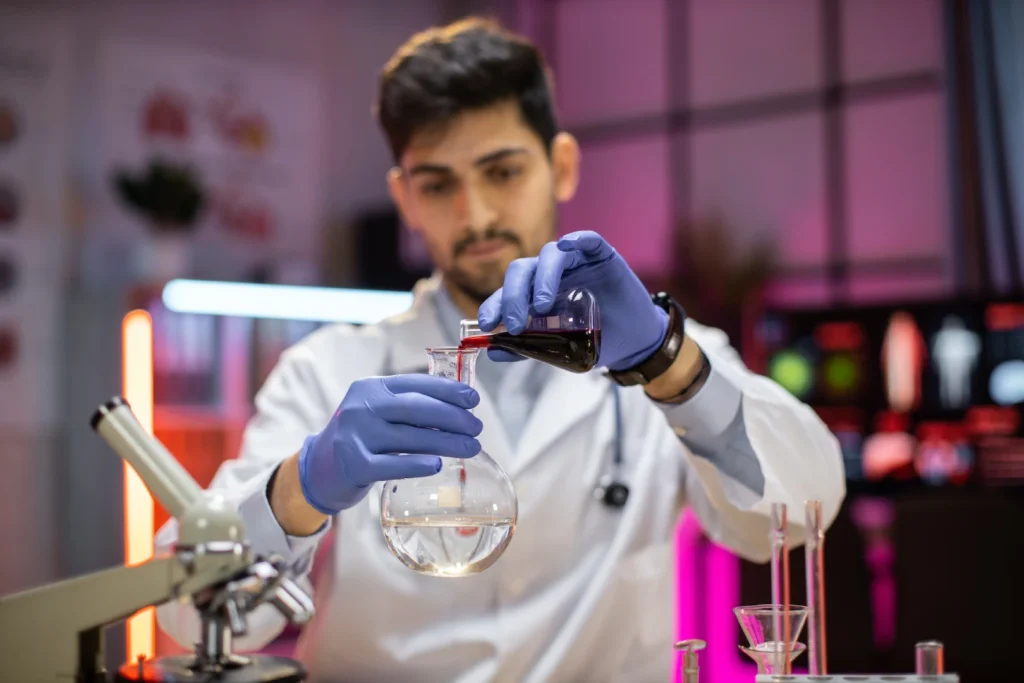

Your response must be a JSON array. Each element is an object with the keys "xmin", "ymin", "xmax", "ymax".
[
  {"xmin": 677, "ymin": 500, "xmax": 964, "ymax": 682},
  {"xmin": 751, "ymin": 501, "xmax": 961, "ymax": 683}
]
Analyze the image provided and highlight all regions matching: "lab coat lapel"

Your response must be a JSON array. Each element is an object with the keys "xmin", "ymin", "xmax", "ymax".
[
  {"xmin": 387, "ymin": 277, "xmax": 515, "ymax": 473},
  {"xmin": 505, "ymin": 365, "xmax": 609, "ymax": 478}
]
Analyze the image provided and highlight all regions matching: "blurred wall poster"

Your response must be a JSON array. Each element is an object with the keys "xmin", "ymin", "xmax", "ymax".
[
  {"xmin": 0, "ymin": 11, "xmax": 71, "ymax": 430},
  {"xmin": 95, "ymin": 40, "xmax": 326, "ymax": 281},
  {"xmin": 0, "ymin": 8, "xmax": 72, "ymax": 594}
]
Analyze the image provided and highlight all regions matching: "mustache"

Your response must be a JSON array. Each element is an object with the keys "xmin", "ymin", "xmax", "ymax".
[{"xmin": 452, "ymin": 229, "xmax": 522, "ymax": 257}]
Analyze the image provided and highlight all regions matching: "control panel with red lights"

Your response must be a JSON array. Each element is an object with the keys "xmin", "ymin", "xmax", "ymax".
[{"xmin": 753, "ymin": 300, "xmax": 1024, "ymax": 489}]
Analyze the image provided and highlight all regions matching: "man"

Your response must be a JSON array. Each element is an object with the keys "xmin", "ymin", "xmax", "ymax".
[{"xmin": 156, "ymin": 17, "xmax": 845, "ymax": 683}]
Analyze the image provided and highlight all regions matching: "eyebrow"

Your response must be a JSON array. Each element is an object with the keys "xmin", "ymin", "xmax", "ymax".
[{"xmin": 406, "ymin": 146, "xmax": 529, "ymax": 177}]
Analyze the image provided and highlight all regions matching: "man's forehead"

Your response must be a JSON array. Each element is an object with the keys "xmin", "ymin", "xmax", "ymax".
[{"xmin": 400, "ymin": 104, "xmax": 540, "ymax": 171}]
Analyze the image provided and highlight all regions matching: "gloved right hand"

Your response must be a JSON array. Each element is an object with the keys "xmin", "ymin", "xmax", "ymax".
[{"xmin": 298, "ymin": 374, "xmax": 483, "ymax": 516}]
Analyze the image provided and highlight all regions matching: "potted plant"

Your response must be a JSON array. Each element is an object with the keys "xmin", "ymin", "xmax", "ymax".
[
  {"xmin": 660, "ymin": 213, "xmax": 777, "ymax": 357},
  {"xmin": 112, "ymin": 158, "xmax": 206, "ymax": 281}
]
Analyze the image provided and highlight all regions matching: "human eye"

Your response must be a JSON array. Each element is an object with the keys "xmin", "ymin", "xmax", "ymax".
[
  {"xmin": 418, "ymin": 177, "xmax": 455, "ymax": 197},
  {"xmin": 486, "ymin": 164, "xmax": 522, "ymax": 184}
]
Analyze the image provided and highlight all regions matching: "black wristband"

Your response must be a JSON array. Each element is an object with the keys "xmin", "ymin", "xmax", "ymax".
[{"xmin": 606, "ymin": 292, "xmax": 687, "ymax": 386}]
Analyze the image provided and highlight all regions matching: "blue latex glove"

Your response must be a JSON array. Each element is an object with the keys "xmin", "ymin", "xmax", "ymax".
[
  {"xmin": 298, "ymin": 375, "xmax": 483, "ymax": 516},
  {"xmin": 478, "ymin": 231, "xmax": 669, "ymax": 371}
]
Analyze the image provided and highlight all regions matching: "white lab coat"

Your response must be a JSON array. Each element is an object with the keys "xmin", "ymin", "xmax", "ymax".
[{"xmin": 156, "ymin": 276, "xmax": 845, "ymax": 683}]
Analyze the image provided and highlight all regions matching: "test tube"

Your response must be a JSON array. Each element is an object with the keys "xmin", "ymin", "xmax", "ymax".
[
  {"xmin": 805, "ymin": 500, "xmax": 828, "ymax": 674},
  {"xmin": 769, "ymin": 503, "xmax": 790, "ymax": 673},
  {"xmin": 915, "ymin": 640, "xmax": 944, "ymax": 675}
]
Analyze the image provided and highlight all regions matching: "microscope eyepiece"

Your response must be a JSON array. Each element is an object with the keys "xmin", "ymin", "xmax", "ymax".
[{"xmin": 90, "ymin": 396, "xmax": 130, "ymax": 430}]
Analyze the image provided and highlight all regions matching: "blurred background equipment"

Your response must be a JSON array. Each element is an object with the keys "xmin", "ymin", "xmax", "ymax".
[
  {"xmin": 113, "ymin": 159, "xmax": 207, "ymax": 281},
  {"xmin": 0, "ymin": 0, "xmax": 1020, "ymax": 681},
  {"xmin": 351, "ymin": 206, "xmax": 433, "ymax": 292},
  {"xmin": 751, "ymin": 298, "xmax": 1024, "ymax": 490}
]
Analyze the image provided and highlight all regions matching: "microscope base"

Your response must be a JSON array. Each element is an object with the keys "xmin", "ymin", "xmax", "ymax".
[{"xmin": 114, "ymin": 654, "xmax": 306, "ymax": 682}]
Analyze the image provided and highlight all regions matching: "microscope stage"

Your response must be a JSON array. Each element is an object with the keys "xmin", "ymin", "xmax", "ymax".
[{"xmin": 115, "ymin": 654, "xmax": 306, "ymax": 682}]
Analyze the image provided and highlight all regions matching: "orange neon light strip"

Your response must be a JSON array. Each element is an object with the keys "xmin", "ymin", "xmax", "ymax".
[{"xmin": 123, "ymin": 310, "xmax": 155, "ymax": 661}]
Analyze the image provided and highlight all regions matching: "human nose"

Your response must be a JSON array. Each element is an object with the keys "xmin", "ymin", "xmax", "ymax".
[{"xmin": 455, "ymin": 184, "xmax": 499, "ymax": 233}]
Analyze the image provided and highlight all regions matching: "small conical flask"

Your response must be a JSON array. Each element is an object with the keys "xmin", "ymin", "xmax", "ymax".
[
  {"xmin": 459, "ymin": 288, "xmax": 601, "ymax": 373},
  {"xmin": 380, "ymin": 347, "xmax": 518, "ymax": 577}
]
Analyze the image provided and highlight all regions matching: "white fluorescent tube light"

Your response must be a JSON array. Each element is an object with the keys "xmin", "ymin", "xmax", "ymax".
[{"xmin": 162, "ymin": 279, "xmax": 414, "ymax": 324}]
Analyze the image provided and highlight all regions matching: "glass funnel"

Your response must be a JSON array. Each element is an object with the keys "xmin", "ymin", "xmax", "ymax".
[
  {"xmin": 739, "ymin": 642, "xmax": 806, "ymax": 675},
  {"xmin": 734, "ymin": 604, "xmax": 808, "ymax": 674},
  {"xmin": 459, "ymin": 288, "xmax": 601, "ymax": 373},
  {"xmin": 380, "ymin": 347, "xmax": 517, "ymax": 577}
]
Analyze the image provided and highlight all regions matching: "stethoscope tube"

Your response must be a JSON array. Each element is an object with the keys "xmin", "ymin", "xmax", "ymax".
[
  {"xmin": 598, "ymin": 384, "xmax": 630, "ymax": 508},
  {"xmin": 612, "ymin": 383, "xmax": 624, "ymax": 470}
]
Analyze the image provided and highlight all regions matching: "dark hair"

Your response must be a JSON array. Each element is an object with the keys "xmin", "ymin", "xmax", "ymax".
[{"xmin": 375, "ymin": 17, "xmax": 558, "ymax": 163}]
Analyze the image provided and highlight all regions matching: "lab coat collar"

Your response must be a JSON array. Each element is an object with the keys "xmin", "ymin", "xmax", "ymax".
[{"xmin": 384, "ymin": 273, "xmax": 609, "ymax": 478}]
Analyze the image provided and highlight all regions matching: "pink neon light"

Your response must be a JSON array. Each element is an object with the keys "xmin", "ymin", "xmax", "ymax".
[
  {"xmin": 866, "ymin": 542, "xmax": 897, "ymax": 649},
  {"xmin": 675, "ymin": 512, "xmax": 755, "ymax": 682},
  {"xmin": 676, "ymin": 511, "xmax": 809, "ymax": 682},
  {"xmin": 706, "ymin": 534, "xmax": 759, "ymax": 680},
  {"xmin": 851, "ymin": 498, "xmax": 898, "ymax": 650},
  {"xmin": 674, "ymin": 512, "xmax": 703, "ymax": 683}
]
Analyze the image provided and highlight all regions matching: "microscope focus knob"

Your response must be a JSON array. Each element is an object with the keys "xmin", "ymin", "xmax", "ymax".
[
  {"xmin": 271, "ymin": 577, "xmax": 316, "ymax": 625},
  {"xmin": 225, "ymin": 596, "xmax": 248, "ymax": 636}
]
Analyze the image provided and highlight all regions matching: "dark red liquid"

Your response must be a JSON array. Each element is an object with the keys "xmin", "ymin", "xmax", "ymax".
[{"xmin": 459, "ymin": 329, "xmax": 600, "ymax": 373}]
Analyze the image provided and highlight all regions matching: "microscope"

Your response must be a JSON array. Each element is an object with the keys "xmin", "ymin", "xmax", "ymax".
[
  {"xmin": 0, "ymin": 397, "xmax": 315, "ymax": 683},
  {"xmin": 675, "ymin": 500, "xmax": 962, "ymax": 683}
]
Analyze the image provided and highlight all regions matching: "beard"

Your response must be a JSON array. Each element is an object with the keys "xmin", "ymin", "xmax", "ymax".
[
  {"xmin": 443, "ymin": 199, "xmax": 559, "ymax": 306},
  {"xmin": 445, "ymin": 227, "xmax": 525, "ymax": 304}
]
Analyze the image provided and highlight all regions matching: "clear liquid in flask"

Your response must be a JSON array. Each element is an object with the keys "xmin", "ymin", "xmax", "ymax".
[
  {"xmin": 380, "ymin": 346, "xmax": 518, "ymax": 576},
  {"xmin": 382, "ymin": 514, "xmax": 515, "ymax": 577}
]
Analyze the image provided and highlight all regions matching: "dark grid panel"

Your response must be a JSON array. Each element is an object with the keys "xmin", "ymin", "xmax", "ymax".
[{"xmin": 540, "ymin": 0, "xmax": 950, "ymax": 302}]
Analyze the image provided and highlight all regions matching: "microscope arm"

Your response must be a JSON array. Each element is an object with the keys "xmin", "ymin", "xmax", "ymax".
[
  {"xmin": 1, "ymin": 551, "xmax": 254, "ymax": 633},
  {"xmin": 1, "ymin": 556, "xmax": 182, "ymax": 642},
  {"xmin": 0, "ymin": 553, "xmax": 253, "ymax": 681}
]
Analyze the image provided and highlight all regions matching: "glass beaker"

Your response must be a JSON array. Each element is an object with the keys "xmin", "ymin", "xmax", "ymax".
[
  {"xmin": 459, "ymin": 288, "xmax": 601, "ymax": 373},
  {"xmin": 380, "ymin": 347, "xmax": 517, "ymax": 577}
]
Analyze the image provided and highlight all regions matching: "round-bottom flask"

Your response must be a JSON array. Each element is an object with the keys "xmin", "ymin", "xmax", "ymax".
[{"xmin": 380, "ymin": 347, "xmax": 517, "ymax": 577}]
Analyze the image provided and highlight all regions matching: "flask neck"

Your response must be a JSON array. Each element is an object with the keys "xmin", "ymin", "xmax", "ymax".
[{"xmin": 460, "ymin": 319, "xmax": 491, "ymax": 340}]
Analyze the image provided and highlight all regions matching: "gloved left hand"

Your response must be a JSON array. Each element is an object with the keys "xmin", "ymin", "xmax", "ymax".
[{"xmin": 478, "ymin": 231, "xmax": 668, "ymax": 371}]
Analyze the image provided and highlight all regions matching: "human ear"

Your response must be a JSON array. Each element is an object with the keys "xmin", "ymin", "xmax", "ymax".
[
  {"xmin": 386, "ymin": 167, "xmax": 420, "ymax": 232},
  {"xmin": 550, "ymin": 132, "xmax": 580, "ymax": 203}
]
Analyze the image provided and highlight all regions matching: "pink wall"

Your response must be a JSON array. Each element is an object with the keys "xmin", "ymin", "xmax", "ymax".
[
  {"xmin": 845, "ymin": 93, "xmax": 948, "ymax": 263},
  {"xmin": 538, "ymin": 0, "xmax": 950, "ymax": 308},
  {"xmin": 561, "ymin": 136, "xmax": 671, "ymax": 273},
  {"xmin": 687, "ymin": 0, "xmax": 823, "ymax": 108},
  {"xmin": 689, "ymin": 113, "xmax": 829, "ymax": 270},
  {"xmin": 555, "ymin": 0, "xmax": 668, "ymax": 125}
]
